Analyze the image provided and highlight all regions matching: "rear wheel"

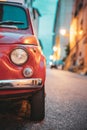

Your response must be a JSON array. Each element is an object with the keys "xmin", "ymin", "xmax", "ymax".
[{"xmin": 30, "ymin": 86, "xmax": 45, "ymax": 121}]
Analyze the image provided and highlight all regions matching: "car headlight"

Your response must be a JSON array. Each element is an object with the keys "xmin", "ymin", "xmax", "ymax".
[{"xmin": 10, "ymin": 48, "xmax": 28, "ymax": 65}]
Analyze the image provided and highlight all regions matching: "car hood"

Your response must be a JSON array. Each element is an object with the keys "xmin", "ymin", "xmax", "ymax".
[{"xmin": 0, "ymin": 32, "xmax": 37, "ymax": 45}]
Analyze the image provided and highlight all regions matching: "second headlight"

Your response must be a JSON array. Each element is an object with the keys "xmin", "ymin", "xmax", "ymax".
[{"xmin": 10, "ymin": 48, "xmax": 28, "ymax": 65}]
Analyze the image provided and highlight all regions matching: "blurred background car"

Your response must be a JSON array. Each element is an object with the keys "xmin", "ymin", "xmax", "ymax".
[{"xmin": 49, "ymin": 60, "xmax": 64, "ymax": 70}]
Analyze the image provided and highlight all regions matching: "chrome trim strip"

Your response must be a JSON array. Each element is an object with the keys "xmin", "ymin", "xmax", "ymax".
[{"xmin": 0, "ymin": 78, "xmax": 42, "ymax": 89}]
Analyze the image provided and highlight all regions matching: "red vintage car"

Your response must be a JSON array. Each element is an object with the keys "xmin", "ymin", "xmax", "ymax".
[{"xmin": 0, "ymin": 1, "xmax": 46, "ymax": 121}]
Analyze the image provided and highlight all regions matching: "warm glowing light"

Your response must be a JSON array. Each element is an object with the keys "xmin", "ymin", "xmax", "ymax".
[
  {"xmin": 59, "ymin": 29, "xmax": 66, "ymax": 36},
  {"xmin": 58, "ymin": 47, "xmax": 61, "ymax": 57},
  {"xmin": 70, "ymin": 30, "xmax": 77, "ymax": 36},
  {"xmin": 53, "ymin": 46, "xmax": 57, "ymax": 52},
  {"xmin": 79, "ymin": 30, "xmax": 83, "ymax": 35},
  {"xmin": 24, "ymin": 39, "xmax": 29, "ymax": 44},
  {"xmin": 49, "ymin": 55, "xmax": 53, "ymax": 60},
  {"xmin": 49, "ymin": 61, "xmax": 53, "ymax": 65}
]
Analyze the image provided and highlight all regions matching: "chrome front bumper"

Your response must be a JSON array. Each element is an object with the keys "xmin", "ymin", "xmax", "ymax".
[{"xmin": 0, "ymin": 78, "xmax": 42, "ymax": 89}]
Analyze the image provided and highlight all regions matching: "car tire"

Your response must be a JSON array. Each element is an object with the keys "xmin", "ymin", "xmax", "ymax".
[{"xmin": 30, "ymin": 86, "xmax": 45, "ymax": 121}]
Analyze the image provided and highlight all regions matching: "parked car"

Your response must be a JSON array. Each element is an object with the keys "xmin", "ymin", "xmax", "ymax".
[
  {"xmin": 0, "ymin": 1, "xmax": 46, "ymax": 121},
  {"xmin": 50, "ymin": 60, "xmax": 64, "ymax": 69}
]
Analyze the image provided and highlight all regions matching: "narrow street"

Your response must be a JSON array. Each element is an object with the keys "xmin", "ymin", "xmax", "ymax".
[{"xmin": 0, "ymin": 68, "xmax": 87, "ymax": 130}]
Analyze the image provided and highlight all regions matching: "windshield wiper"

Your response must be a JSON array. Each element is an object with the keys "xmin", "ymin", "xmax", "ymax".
[{"xmin": 0, "ymin": 21, "xmax": 24, "ymax": 25}]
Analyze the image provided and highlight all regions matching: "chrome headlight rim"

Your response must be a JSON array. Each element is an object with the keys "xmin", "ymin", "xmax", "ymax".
[{"xmin": 10, "ymin": 47, "xmax": 29, "ymax": 66}]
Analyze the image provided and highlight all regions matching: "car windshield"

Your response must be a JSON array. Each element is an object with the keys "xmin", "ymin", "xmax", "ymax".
[{"xmin": 0, "ymin": 4, "xmax": 28, "ymax": 29}]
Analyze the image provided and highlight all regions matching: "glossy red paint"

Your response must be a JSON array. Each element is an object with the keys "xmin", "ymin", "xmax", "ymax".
[
  {"xmin": 0, "ymin": 1, "xmax": 46, "ymax": 98},
  {"xmin": 0, "ymin": 44, "xmax": 46, "ymax": 82},
  {"xmin": 0, "ymin": 31, "xmax": 39, "ymax": 45}
]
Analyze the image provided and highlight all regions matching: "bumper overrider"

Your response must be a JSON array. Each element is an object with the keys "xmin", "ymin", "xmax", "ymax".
[{"xmin": 0, "ymin": 78, "xmax": 43, "ymax": 89}]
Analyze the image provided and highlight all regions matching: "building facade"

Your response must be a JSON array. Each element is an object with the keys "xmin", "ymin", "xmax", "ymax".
[
  {"xmin": 65, "ymin": 0, "xmax": 87, "ymax": 74},
  {"xmin": 52, "ymin": 0, "xmax": 74, "ymax": 61}
]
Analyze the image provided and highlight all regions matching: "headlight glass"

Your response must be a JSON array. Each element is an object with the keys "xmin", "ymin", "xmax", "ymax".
[{"xmin": 10, "ymin": 48, "xmax": 28, "ymax": 65}]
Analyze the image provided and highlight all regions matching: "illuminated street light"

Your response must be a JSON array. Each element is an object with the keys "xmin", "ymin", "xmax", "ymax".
[
  {"xmin": 59, "ymin": 29, "xmax": 66, "ymax": 36},
  {"xmin": 49, "ymin": 61, "xmax": 53, "ymax": 66},
  {"xmin": 79, "ymin": 29, "xmax": 83, "ymax": 35},
  {"xmin": 59, "ymin": 28, "xmax": 70, "ymax": 37},
  {"xmin": 53, "ymin": 46, "xmax": 57, "ymax": 52},
  {"xmin": 49, "ymin": 55, "xmax": 53, "ymax": 60}
]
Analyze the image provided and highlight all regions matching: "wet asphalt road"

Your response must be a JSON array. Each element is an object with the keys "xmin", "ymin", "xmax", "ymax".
[{"xmin": 0, "ymin": 68, "xmax": 87, "ymax": 130}]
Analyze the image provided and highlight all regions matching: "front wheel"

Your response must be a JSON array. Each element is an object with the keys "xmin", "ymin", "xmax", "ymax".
[{"xmin": 30, "ymin": 86, "xmax": 45, "ymax": 121}]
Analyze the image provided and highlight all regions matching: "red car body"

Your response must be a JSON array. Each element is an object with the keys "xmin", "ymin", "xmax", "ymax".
[{"xmin": 0, "ymin": 1, "xmax": 46, "ymax": 121}]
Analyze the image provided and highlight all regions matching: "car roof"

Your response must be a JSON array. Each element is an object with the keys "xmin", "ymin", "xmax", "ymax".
[
  {"xmin": 0, "ymin": 1, "xmax": 27, "ymax": 10},
  {"xmin": 0, "ymin": 0, "xmax": 24, "ymax": 6},
  {"xmin": 0, "ymin": 0, "xmax": 24, "ymax": 4}
]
